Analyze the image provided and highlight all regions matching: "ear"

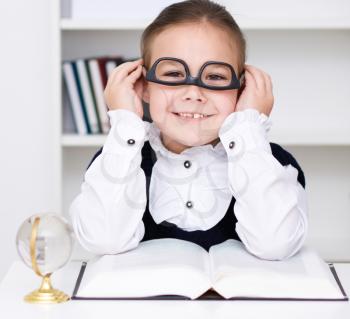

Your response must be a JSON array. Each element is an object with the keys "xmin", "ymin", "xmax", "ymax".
[{"xmin": 142, "ymin": 67, "xmax": 150, "ymax": 103}]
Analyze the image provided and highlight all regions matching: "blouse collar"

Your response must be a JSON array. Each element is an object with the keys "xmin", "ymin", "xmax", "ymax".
[{"xmin": 145, "ymin": 121, "xmax": 227, "ymax": 166}]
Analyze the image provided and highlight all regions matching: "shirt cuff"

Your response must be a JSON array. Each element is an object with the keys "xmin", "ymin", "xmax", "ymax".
[
  {"xmin": 218, "ymin": 108, "xmax": 272, "ymax": 161},
  {"xmin": 102, "ymin": 109, "xmax": 146, "ymax": 155}
]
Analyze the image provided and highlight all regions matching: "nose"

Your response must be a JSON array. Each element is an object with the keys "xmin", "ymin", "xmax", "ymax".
[{"xmin": 182, "ymin": 85, "xmax": 207, "ymax": 103}]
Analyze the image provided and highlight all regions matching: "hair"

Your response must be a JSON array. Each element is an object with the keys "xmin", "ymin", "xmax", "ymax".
[{"xmin": 140, "ymin": 0, "xmax": 246, "ymax": 75}]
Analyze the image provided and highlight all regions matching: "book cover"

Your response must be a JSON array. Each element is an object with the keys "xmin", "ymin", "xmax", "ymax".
[
  {"xmin": 71, "ymin": 61, "xmax": 91, "ymax": 134},
  {"xmin": 76, "ymin": 59, "xmax": 100, "ymax": 134},
  {"xmin": 62, "ymin": 61, "xmax": 88, "ymax": 135}
]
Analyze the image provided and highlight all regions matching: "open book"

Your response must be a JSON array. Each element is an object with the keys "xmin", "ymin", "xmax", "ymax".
[{"xmin": 72, "ymin": 238, "xmax": 348, "ymax": 301}]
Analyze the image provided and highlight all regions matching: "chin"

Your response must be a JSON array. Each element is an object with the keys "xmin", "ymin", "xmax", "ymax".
[{"xmin": 176, "ymin": 136, "xmax": 214, "ymax": 148}]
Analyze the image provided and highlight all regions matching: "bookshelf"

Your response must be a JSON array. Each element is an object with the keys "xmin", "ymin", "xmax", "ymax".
[
  {"xmin": 61, "ymin": 17, "xmax": 350, "ymax": 30},
  {"xmin": 55, "ymin": 0, "xmax": 350, "ymax": 261}
]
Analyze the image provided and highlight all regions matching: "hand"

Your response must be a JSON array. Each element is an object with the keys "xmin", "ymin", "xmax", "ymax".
[
  {"xmin": 104, "ymin": 58, "xmax": 145, "ymax": 119},
  {"xmin": 235, "ymin": 64, "xmax": 274, "ymax": 116}
]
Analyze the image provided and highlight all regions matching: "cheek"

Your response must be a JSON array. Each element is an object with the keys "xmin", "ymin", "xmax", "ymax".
[
  {"xmin": 215, "ymin": 92, "xmax": 237, "ymax": 116},
  {"xmin": 148, "ymin": 86, "xmax": 174, "ymax": 120},
  {"xmin": 149, "ymin": 94, "xmax": 169, "ymax": 124}
]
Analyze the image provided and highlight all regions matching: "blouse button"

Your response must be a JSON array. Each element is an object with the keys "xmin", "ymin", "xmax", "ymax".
[
  {"xmin": 127, "ymin": 138, "xmax": 135, "ymax": 145},
  {"xmin": 186, "ymin": 200, "xmax": 193, "ymax": 209},
  {"xmin": 229, "ymin": 141, "xmax": 235, "ymax": 149},
  {"xmin": 184, "ymin": 160, "xmax": 191, "ymax": 168}
]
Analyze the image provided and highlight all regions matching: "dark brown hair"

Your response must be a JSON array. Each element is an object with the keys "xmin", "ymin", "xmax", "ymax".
[{"xmin": 140, "ymin": 0, "xmax": 246, "ymax": 75}]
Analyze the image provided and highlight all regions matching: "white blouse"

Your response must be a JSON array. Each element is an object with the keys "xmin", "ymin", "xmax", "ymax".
[{"xmin": 69, "ymin": 108, "xmax": 308, "ymax": 260}]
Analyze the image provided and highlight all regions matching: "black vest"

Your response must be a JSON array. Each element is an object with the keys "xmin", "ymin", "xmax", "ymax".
[{"xmin": 87, "ymin": 141, "xmax": 305, "ymax": 252}]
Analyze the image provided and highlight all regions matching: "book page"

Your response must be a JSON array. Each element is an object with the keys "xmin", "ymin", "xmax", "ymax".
[
  {"xmin": 77, "ymin": 238, "xmax": 212, "ymax": 299},
  {"xmin": 209, "ymin": 239, "xmax": 344, "ymax": 299}
]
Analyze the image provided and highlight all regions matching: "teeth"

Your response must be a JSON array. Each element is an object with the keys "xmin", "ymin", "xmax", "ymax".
[{"xmin": 178, "ymin": 112, "xmax": 208, "ymax": 118}]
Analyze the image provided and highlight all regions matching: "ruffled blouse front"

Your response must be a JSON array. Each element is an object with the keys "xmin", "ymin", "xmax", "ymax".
[{"xmin": 147, "ymin": 121, "xmax": 233, "ymax": 231}]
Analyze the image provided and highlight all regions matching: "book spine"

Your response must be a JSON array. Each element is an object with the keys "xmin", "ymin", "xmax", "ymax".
[
  {"xmin": 97, "ymin": 57, "xmax": 108, "ymax": 89},
  {"xmin": 76, "ymin": 59, "xmax": 100, "ymax": 134},
  {"xmin": 105, "ymin": 60, "xmax": 117, "ymax": 77},
  {"xmin": 62, "ymin": 61, "xmax": 88, "ymax": 135},
  {"xmin": 85, "ymin": 59, "xmax": 102, "ymax": 134},
  {"xmin": 71, "ymin": 61, "xmax": 91, "ymax": 134},
  {"xmin": 88, "ymin": 59, "xmax": 110, "ymax": 134}
]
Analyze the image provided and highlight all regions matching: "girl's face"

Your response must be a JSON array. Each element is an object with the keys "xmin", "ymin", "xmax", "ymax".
[{"xmin": 142, "ymin": 22, "xmax": 240, "ymax": 154}]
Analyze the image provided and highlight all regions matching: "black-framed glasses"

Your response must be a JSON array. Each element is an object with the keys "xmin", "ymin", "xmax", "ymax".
[{"xmin": 144, "ymin": 57, "xmax": 242, "ymax": 90}]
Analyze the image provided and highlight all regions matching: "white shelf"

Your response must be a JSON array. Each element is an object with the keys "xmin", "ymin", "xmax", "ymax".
[
  {"xmin": 61, "ymin": 17, "xmax": 350, "ymax": 31},
  {"xmin": 61, "ymin": 18, "xmax": 152, "ymax": 30}
]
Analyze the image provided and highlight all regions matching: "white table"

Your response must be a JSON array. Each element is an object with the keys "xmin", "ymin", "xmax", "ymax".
[{"xmin": 1, "ymin": 261, "xmax": 350, "ymax": 319}]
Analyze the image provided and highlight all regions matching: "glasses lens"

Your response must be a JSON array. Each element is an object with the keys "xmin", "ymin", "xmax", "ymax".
[
  {"xmin": 201, "ymin": 63, "xmax": 232, "ymax": 88},
  {"xmin": 155, "ymin": 60, "xmax": 186, "ymax": 83}
]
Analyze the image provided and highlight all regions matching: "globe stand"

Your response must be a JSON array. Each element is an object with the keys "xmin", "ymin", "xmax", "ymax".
[
  {"xmin": 23, "ymin": 216, "xmax": 71, "ymax": 304},
  {"xmin": 24, "ymin": 273, "xmax": 70, "ymax": 303}
]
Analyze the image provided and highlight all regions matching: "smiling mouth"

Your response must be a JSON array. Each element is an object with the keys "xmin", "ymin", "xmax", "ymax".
[{"xmin": 172, "ymin": 112, "xmax": 214, "ymax": 120}]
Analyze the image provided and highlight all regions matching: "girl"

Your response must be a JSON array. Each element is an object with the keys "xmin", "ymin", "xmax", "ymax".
[{"xmin": 69, "ymin": 0, "xmax": 308, "ymax": 261}]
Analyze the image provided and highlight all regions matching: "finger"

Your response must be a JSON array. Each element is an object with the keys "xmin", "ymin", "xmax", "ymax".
[
  {"xmin": 261, "ymin": 72, "xmax": 274, "ymax": 112},
  {"xmin": 113, "ymin": 58, "xmax": 143, "ymax": 82},
  {"xmin": 242, "ymin": 67, "xmax": 257, "ymax": 90},
  {"xmin": 245, "ymin": 65, "xmax": 266, "ymax": 91},
  {"xmin": 245, "ymin": 65, "xmax": 267, "ymax": 92},
  {"xmin": 127, "ymin": 64, "xmax": 143, "ymax": 84},
  {"xmin": 113, "ymin": 58, "xmax": 143, "ymax": 73},
  {"xmin": 262, "ymin": 72, "xmax": 273, "ymax": 95},
  {"xmin": 142, "ymin": 66, "xmax": 147, "ymax": 78},
  {"xmin": 105, "ymin": 59, "xmax": 143, "ymax": 91},
  {"xmin": 134, "ymin": 75, "xmax": 144, "ymax": 100}
]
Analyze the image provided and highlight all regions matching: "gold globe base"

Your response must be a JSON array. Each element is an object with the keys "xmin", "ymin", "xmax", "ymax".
[
  {"xmin": 24, "ymin": 288, "xmax": 70, "ymax": 304},
  {"xmin": 24, "ymin": 274, "xmax": 70, "ymax": 304}
]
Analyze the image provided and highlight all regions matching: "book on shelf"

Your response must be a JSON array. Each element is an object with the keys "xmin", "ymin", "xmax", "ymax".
[
  {"xmin": 91, "ymin": 56, "xmax": 124, "ymax": 134},
  {"xmin": 96, "ymin": 56, "xmax": 109, "ymax": 89},
  {"xmin": 62, "ymin": 55, "xmax": 124, "ymax": 135},
  {"xmin": 86, "ymin": 56, "xmax": 110, "ymax": 134},
  {"xmin": 76, "ymin": 59, "xmax": 100, "ymax": 134},
  {"xmin": 62, "ymin": 61, "xmax": 88, "ymax": 135},
  {"xmin": 71, "ymin": 238, "xmax": 348, "ymax": 301}
]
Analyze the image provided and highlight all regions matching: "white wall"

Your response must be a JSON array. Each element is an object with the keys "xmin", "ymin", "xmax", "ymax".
[{"xmin": 0, "ymin": 0, "xmax": 55, "ymax": 280}]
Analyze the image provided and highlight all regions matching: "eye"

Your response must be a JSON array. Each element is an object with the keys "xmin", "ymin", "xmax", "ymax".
[
  {"xmin": 207, "ymin": 74, "xmax": 227, "ymax": 81},
  {"xmin": 164, "ymin": 71, "xmax": 185, "ymax": 78}
]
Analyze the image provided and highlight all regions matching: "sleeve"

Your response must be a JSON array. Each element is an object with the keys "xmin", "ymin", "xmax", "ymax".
[
  {"xmin": 68, "ymin": 109, "xmax": 147, "ymax": 255},
  {"xmin": 218, "ymin": 108, "xmax": 309, "ymax": 261}
]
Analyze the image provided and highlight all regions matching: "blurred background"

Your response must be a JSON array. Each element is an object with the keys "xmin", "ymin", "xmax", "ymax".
[{"xmin": 0, "ymin": 0, "xmax": 349, "ymax": 280}]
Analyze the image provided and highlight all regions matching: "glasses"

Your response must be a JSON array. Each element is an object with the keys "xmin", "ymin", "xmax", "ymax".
[{"xmin": 144, "ymin": 57, "xmax": 242, "ymax": 90}]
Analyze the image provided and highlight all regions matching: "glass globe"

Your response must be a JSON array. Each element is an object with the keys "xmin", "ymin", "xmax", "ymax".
[{"xmin": 16, "ymin": 213, "xmax": 74, "ymax": 276}]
